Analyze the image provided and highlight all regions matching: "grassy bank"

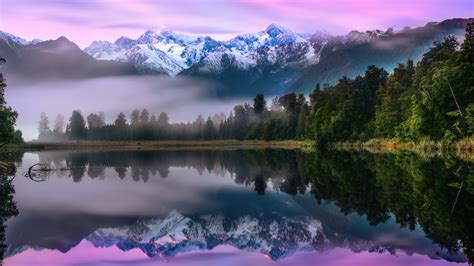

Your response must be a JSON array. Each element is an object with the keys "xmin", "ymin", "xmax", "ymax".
[
  {"xmin": 19, "ymin": 140, "xmax": 316, "ymax": 151},
  {"xmin": 16, "ymin": 137, "xmax": 474, "ymax": 160},
  {"xmin": 333, "ymin": 136, "xmax": 474, "ymax": 160}
]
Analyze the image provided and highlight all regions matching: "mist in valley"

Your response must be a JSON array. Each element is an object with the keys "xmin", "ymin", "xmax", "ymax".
[{"xmin": 5, "ymin": 75, "xmax": 244, "ymax": 140}]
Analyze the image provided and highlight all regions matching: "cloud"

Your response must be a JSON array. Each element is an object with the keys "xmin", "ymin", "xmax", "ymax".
[
  {"xmin": 42, "ymin": 14, "xmax": 96, "ymax": 26},
  {"xmin": 170, "ymin": 25, "xmax": 241, "ymax": 35},
  {"xmin": 100, "ymin": 22, "xmax": 154, "ymax": 29}
]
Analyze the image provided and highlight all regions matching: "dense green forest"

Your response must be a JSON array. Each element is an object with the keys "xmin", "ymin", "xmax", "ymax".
[{"xmin": 38, "ymin": 26, "xmax": 473, "ymax": 145}]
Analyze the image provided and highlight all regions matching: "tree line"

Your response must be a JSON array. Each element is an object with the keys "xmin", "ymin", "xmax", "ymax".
[
  {"xmin": 38, "ymin": 25, "xmax": 473, "ymax": 144},
  {"xmin": 37, "ymin": 92, "xmax": 309, "ymax": 141}
]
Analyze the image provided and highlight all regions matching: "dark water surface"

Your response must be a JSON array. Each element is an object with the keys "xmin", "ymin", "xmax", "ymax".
[{"xmin": 1, "ymin": 149, "xmax": 473, "ymax": 266}]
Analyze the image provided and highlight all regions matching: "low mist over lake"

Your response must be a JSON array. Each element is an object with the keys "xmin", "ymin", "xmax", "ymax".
[{"xmin": 6, "ymin": 76, "xmax": 242, "ymax": 140}]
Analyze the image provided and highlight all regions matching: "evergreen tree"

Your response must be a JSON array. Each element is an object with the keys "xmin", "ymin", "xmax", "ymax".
[
  {"xmin": 232, "ymin": 106, "xmax": 249, "ymax": 140},
  {"xmin": 253, "ymin": 94, "xmax": 266, "ymax": 115},
  {"xmin": 140, "ymin": 109, "xmax": 149, "ymax": 125},
  {"xmin": 157, "ymin": 112, "xmax": 169, "ymax": 139},
  {"xmin": 130, "ymin": 109, "xmax": 140, "ymax": 127},
  {"xmin": 53, "ymin": 114, "xmax": 65, "ymax": 133},
  {"xmin": 296, "ymin": 99, "xmax": 309, "ymax": 139},
  {"xmin": 114, "ymin": 112, "xmax": 127, "ymax": 128},
  {"xmin": 278, "ymin": 93, "xmax": 297, "ymax": 113},
  {"xmin": 10, "ymin": 130, "xmax": 23, "ymax": 144},
  {"xmin": 0, "ymin": 67, "xmax": 17, "ymax": 146},
  {"xmin": 68, "ymin": 110, "xmax": 86, "ymax": 139},
  {"xmin": 204, "ymin": 117, "xmax": 216, "ymax": 140},
  {"xmin": 157, "ymin": 112, "xmax": 169, "ymax": 127},
  {"xmin": 87, "ymin": 113, "xmax": 105, "ymax": 129},
  {"xmin": 195, "ymin": 115, "xmax": 205, "ymax": 140},
  {"xmin": 309, "ymin": 83, "xmax": 321, "ymax": 107},
  {"xmin": 150, "ymin": 114, "xmax": 157, "ymax": 124},
  {"xmin": 38, "ymin": 112, "xmax": 51, "ymax": 140}
]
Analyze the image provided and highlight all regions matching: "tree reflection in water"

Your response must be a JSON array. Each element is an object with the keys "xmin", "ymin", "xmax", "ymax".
[
  {"xmin": 14, "ymin": 149, "xmax": 474, "ymax": 263},
  {"xmin": 0, "ymin": 167, "xmax": 18, "ymax": 265}
]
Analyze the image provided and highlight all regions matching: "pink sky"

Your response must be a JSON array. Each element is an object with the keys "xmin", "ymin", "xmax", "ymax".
[
  {"xmin": 3, "ymin": 240, "xmax": 468, "ymax": 266},
  {"xmin": 0, "ymin": 0, "xmax": 473, "ymax": 47}
]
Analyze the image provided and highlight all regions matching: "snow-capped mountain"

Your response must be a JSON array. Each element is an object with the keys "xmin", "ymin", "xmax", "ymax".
[
  {"xmin": 0, "ymin": 31, "xmax": 42, "ymax": 47},
  {"xmin": 84, "ymin": 30, "xmax": 215, "ymax": 75},
  {"xmin": 2, "ymin": 18, "xmax": 471, "ymax": 95},
  {"xmin": 86, "ymin": 210, "xmax": 324, "ymax": 260},
  {"xmin": 84, "ymin": 24, "xmax": 329, "ymax": 79},
  {"xmin": 84, "ymin": 19, "xmax": 472, "ymax": 96}
]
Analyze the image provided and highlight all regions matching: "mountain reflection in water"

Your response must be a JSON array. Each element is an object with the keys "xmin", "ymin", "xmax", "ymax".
[{"xmin": 1, "ymin": 149, "xmax": 473, "ymax": 265}]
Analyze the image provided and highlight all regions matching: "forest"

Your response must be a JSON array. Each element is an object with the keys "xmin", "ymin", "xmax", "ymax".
[{"xmin": 37, "ymin": 27, "xmax": 474, "ymax": 146}]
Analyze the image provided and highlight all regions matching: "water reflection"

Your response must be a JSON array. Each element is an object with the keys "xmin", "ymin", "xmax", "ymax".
[
  {"xmin": 0, "ymin": 176, "xmax": 18, "ymax": 265},
  {"xmin": 2, "ymin": 149, "xmax": 473, "ymax": 265},
  {"xmin": 0, "ymin": 150, "xmax": 21, "ymax": 265}
]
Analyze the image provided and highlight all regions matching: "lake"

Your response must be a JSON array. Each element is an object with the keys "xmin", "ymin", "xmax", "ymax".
[{"xmin": 1, "ymin": 149, "xmax": 472, "ymax": 266}]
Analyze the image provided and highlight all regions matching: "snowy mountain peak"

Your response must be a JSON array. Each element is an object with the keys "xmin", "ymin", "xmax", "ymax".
[
  {"xmin": 114, "ymin": 36, "xmax": 136, "ymax": 49},
  {"xmin": 84, "ymin": 24, "xmax": 324, "ymax": 77},
  {"xmin": 137, "ymin": 30, "xmax": 160, "ymax": 44},
  {"xmin": 55, "ymin": 36, "xmax": 72, "ymax": 43},
  {"xmin": 31, "ymin": 38, "xmax": 43, "ymax": 45},
  {"xmin": 0, "ymin": 31, "xmax": 33, "ymax": 46},
  {"xmin": 135, "ymin": 29, "xmax": 206, "ymax": 47},
  {"xmin": 265, "ymin": 23, "xmax": 293, "ymax": 37}
]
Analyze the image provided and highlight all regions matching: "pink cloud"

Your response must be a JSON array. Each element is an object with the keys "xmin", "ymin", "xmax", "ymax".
[{"xmin": 0, "ymin": 0, "xmax": 472, "ymax": 48}]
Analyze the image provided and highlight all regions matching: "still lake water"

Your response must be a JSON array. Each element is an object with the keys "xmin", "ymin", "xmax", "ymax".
[{"xmin": 1, "ymin": 149, "xmax": 473, "ymax": 266}]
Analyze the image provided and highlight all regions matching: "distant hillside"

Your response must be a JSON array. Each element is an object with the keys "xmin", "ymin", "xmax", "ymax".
[
  {"xmin": 289, "ymin": 18, "xmax": 473, "ymax": 93},
  {"xmin": 0, "ymin": 33, "xmax": 138, "ymax": 82}
]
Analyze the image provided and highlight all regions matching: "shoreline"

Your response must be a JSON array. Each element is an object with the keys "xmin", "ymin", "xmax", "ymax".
[
  {"xmin": 17, "ymin": 140, "xmax": 316, "ymax": 151},
  {"xmin": 332, "ymin": 137, "xmax": 474, "ymax": 161},
  {"xmin": 10, "ymin": 137, "xmax": 474, "ymax": 160}
]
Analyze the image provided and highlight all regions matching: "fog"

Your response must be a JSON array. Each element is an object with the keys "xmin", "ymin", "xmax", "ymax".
[{"xmin": 5, "ymin": 76, "xmax": 244, "ymax": 140}]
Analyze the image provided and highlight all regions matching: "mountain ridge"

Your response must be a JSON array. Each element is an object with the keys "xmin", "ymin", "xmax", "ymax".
[
  {"xmin": 1, "ymin": 18, "xmax": 472, "ymax": 95},
  {"xmin": 0, "ymin": 33, "xmax": 139, "ymax": 81},
  {"xmin": 289, "ymin": 17, "xmax": 474, "ymax": 93},
  {"xmin": 82, "ymin": 18, "xmax": 473, "ymax": 95}
]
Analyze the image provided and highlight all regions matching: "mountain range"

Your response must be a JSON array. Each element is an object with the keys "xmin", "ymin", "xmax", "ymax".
[{"xmin": 1, "ymin": 18, "xmax": 472, "ymax": 96}]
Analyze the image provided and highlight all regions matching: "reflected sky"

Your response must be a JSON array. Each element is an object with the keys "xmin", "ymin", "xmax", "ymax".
[
  {"xmin": 5, "ymin": 242, "xmax": 463, "ymax": 266},
  {"xmin": 2, "ymin": 149, "xmax": 471, "ymax": 265}
]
